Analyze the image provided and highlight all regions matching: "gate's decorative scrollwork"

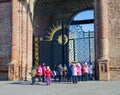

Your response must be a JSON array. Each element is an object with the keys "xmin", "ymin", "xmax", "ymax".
[{"xmin": 43, "ymin": 20, "xmax": 68, "ymax": 45}]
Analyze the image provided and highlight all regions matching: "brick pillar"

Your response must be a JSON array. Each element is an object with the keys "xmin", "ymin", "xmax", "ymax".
[
  {"xmin": 9, "ymin": 0, "xmax": 33, "ymax": 81},
  {"xmin": 8, "ymin": 0, "xmax": 20, "ymax": 80},
  {"xmin": 95, "ymin": 0, "xmax": 110, "ymax": 81}
]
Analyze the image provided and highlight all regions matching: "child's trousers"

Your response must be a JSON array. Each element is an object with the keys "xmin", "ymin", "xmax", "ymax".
[{"xmin": 46, "ymin": 77, "xmax": 51, "ymax": 85}]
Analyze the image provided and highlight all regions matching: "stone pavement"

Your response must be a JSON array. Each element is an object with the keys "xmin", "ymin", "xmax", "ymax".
[{"xmin": 0, "ymin": 80, "xmax": 120, "ymax": 95}]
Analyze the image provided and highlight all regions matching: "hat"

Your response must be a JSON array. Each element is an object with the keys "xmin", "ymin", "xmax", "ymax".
[
  {"xmin": 89, "ymin": 61, "xmax": 92, "ymax": 65},
  {"xmin": 85, "ymin": 62, "xmax": 87, "ymax": 65},
  {"xmin": 71, "ymin": 61, "xmax": 76, "ymax": 64},
  {"xmin": 58, "ymin": 64, "xmax": 62, "ymax": 66},
  {"xmin": 77, "ymin": 63, "xmax": 81, "ymax": 66},
  {"xmin": 42, "ymin": 63, "xmax": 45, "ymax": 65},
  {"xmin": 47, "ymin": 66, "xmax": 50, "ymax": 69},
  {"xmin": 64, "ymin": 64, "xmax": 66, "ymax": 67},
  {"xmin": 32, "ymin": 66, "xmax": 35, "ymax": 70}
]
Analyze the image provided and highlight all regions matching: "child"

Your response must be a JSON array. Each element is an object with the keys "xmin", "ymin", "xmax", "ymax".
[
  {"xmin": 72, "ymin": 63, "xmax": 78, "ymax": 84},
  {"xmin": 37, "ymin": 65, "xmax": 42, "ymax": 82},
  {"xmin": 76, "ymin": 63, "xmax": 82, "ymax": 81},
  {"xmin": 30, "ymin": 66, "xmax": 37, "ymax": 85},
  {"xmin": 45, "ymin": 66, "xmax": 53, "ymax": 85},
  {"xmin": 41, "ymin": 63, "xmax": 46, "ymax": 82},
  {"xmin": 83, "ymin": 62, "xmax": 89, "ymax": 81}
]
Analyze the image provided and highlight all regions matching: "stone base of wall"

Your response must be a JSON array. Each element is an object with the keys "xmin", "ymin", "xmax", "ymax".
[
  {"xmin": 8, "ymin": 62, "xmax": 32, "ymax": 81},
  {"xmin": 0, "ymin": 58, "xmax": 10, "ymax": 80},
  {"xmin": 98, "ymin": 59, "xmax": 110, "ymax": 81},
  {"xmin": 110, "ymin": 66, "xmax": 120, "ymax": 80}
]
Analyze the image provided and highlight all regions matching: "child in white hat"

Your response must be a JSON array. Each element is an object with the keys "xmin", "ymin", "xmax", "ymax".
[{"xmin": 45, "ymin": 66, "xmax": 53, "ymax": 85}]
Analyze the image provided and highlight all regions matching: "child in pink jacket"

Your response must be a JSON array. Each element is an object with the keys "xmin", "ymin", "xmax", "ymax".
[
  {"xmin": 83, "ymin": 62, "xmax": 89, "ymax": 81},
  {"xmin": 76, "ymin": 63, "xmax": 82, "ymax": 81}
]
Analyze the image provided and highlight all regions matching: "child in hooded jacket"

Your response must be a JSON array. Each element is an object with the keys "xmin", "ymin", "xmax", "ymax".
[
  {"xmin": 45, "ymin": 66, "xmax": 53, "ymax": 85},
  {"xmin": 37, "ymin": 65, "xmax": 42, "ymax": 82},
  {"xmin": 30, "ymin": 66, "xmax": 37, "ymax": 84},
  {"xmin": 76, "ymin": 63, "xmax": 82, "ymax": 81},
  {"xmin": 83, "ymin": 62, "xmax": 89, "ymax": 81}
]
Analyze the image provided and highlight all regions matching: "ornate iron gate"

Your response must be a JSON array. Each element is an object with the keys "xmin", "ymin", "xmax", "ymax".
[
  {"xmin": 32, "ymin": 18, "xmax": 94, "ymax": 68},
  {"xmin": 69, "ymin": 23, "xmax": 95, "ymax": 63}
]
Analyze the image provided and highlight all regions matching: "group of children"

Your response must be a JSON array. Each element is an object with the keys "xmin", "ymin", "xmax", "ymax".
[
  {"xmin": 55, "ymin": 62, "xmax": 94, "ymax": 84},
  {"xmin": 30, "ymin": 62, "xmax": 94, "ymax": 85},
  {"xmin": 30, "ymin": 63, "xmax": 53, "ymax": 85},
  {"xmin": 69, "ymin": 62, "xmax": 94, "ymax": 84}
]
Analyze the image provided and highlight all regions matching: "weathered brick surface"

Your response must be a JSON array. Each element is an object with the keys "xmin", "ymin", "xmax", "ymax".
[
  {"xmin": 108, "ymin": 0, "xmax": 120, "ymax": 80},
  {"xmin": 0, "ymin": 2, "xmax": 12, "ymax": 80},
  {"xmin": 0, "ymin": 0, "xmax": 11, "ymax": 3},
  {"xmin": 0, "ymin": 1, "xmax": 33, "ymax": 80},
  {"xmin": 0, "ymin": 2, "xmax": 12, "ymax": 58},
  {"xmin": 8, "ymin": 0, "xmax": 33, "ymax": 80},
  {"xmin": 110, "ymin": 70, "xmax": 120, "ymax": 80},
  {"xmin": 0, "ymin": 0, "xmax": 120, "ymax": 81}
]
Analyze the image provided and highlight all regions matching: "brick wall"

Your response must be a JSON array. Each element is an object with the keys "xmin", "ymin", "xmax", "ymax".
[
  {"xmin": 0, "ymin": 0, "xmax": 120, "ymax": 81},
  {"xmin": 108, "ymin": 0, "xmax": 120, "ymax": 80},
  {"xmin": 0, "ymin": 2, "xmax": 12, "ymax": 80},
  {"xmin": 8, "ymin": 1, "xmax": 33, "ymax": 80},
  {"xmin": 0, "ymin": 0, "xmax": 11, "ymax": 3}
]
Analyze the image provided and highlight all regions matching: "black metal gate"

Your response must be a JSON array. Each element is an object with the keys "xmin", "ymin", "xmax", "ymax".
[
  {"xmin": 32, "ymin": 18, "xmax": 94, "ymax": 68},
  {"xmin": 69, "ymin": 21, "xmax": 95, "ymax": 64}
]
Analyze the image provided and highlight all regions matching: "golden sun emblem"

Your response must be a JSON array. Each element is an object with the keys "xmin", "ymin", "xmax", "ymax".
[
  {"xmin": 44, "ymin": 20, "xmax": 68, "ymax": 45},
  {"xmin": 57, "ymin": 34, "xmax": 68, "ymax": 45},
  {"xmin": 44, "ymin": 20, "xmax": 62, "ymax": 41}
]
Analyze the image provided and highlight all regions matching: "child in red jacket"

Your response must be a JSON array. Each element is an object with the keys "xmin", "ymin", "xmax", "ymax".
[{"xmin": 45, "ymin": 66, "xmax": 53, "ymax": 85}]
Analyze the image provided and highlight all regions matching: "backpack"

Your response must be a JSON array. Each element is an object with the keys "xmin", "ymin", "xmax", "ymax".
[
  {"xmin": 37, "ymin": 66, "xmax": 42, "ymax": 76},
  {"xmin": 52, "ymin": 70, "xmax": 57, "ymax": 76}
]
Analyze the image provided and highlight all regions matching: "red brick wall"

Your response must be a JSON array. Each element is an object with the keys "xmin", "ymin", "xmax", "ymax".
[
  {"xmin": 0, "ymin": 2, "xmax": 12, "ymax": 80},
  {"xmin": 8, "ymin": 1, "xmax": 33, "ymax": 80}
]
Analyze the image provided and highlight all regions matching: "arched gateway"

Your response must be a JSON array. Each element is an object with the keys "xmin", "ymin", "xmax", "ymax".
[{"xmin": 0, "ymin": 0, "xmax": 120, "ymax": 81}]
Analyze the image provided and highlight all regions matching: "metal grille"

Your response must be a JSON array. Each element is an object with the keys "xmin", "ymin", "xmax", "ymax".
[
  {"xmin": 69, "ymin": 24, "xmax": 95, "ymax": 63},
  {"xmin": 34, "ymin": 0, "xmax": 93, "ymax": 16}
]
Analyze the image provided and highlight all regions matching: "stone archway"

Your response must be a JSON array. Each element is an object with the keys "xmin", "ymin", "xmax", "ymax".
[
  {"xmin": 32, "ymin": 0, "xmax": 110, "ymax": 81},
  {"xmin": 32, "ymin": 0, "xmax": 96, "ymax": 78},
  {"xmin": 33, "ymin": 1, "xmax": 93, "ymax": 61},
  {"xmin": 8, "ymin": 0, "xmax": 120, "ymax": 81}
]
